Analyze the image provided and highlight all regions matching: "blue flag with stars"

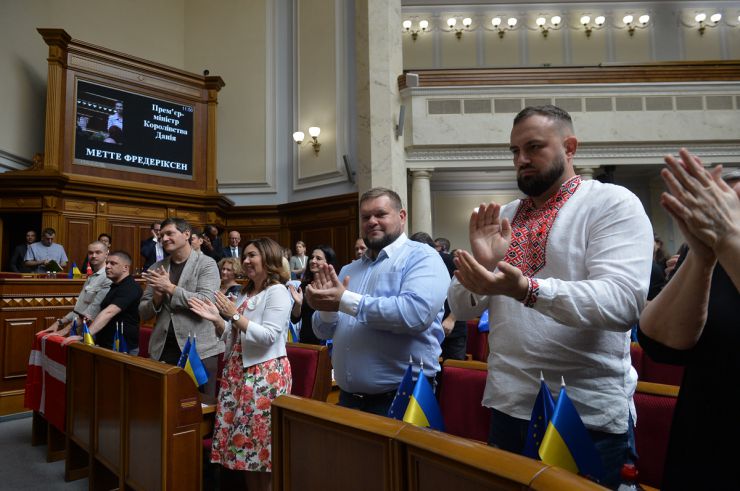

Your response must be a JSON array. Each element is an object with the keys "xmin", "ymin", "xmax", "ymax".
[
  {"xmin": 523, "ymin": 374, "xmax": 555, "ymax": 458},
  {"xmin": 387, "ymin": 360, "xmax": 415, "ymax": 420}
]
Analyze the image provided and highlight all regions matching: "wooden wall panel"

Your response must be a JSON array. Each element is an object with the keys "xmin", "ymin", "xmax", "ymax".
[
  {"xmin": 2, "ymin": 317, "xmax": 37, "ymax": 381},
  {"xmin": 109, "ymin": 221, "xmax": 140, "ymax": 269},
  {"xmin": 64, "ymin": 217, "xmax": 94, "ymax": 268}
]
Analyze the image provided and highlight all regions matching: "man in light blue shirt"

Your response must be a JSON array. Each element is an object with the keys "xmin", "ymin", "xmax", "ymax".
[
  {"xmin": 24, "ymin": 227, "xmax": 68, "ymax": 273},
  {"xmin": 306, "ymin": 187, "xmax": 450, "ymax": 416}
]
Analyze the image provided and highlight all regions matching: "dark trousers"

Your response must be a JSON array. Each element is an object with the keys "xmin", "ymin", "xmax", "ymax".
[
  {"xmin": 338, "ymin": 389, "xmax": 397, "ymax": 416},
  {"xmin": 488, "ymin": 408, "xmax": 635, "ymax": 489}
]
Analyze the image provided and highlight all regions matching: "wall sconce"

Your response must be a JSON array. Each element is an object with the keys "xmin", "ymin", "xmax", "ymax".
[
  {"xmin": 695, "ymin": 12, "xmax": 722, "ymax": 35},
  {"xmin": 623, "ymin": 14, "xmax": 650, "ymax": 36},
  {"xmin": 580, "ymin": 15, "xmax": 606, "ymax": 37},
  {"xmin": 402, "ymin": 19, "xmax": 429, "ymax": 41},
  {"xmin": 447, "ymin": 17, "xmax": 472, "ymax": 39},
  {"xmin": 292, "ymin": 126, "xmax": 321, "ymax": 155},
  {"xmin": 491, "ymin": 16, "xmax": 518, "ymax": 38},
  {"xmin": 535, "ymin": 15, "xmax": 561, "ymax": 37}
]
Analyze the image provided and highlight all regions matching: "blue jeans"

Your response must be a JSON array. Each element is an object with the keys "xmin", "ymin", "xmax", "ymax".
[{"xmin": 488, "ymin": 408, "xmax": 636, "ymax": 489}]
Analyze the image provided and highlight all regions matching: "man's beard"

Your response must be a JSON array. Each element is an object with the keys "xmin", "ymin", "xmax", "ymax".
[
  {"xmin": 364, "ymin": 230, "xmax": 402, "ymax": 252},
  {"xmin": 517, "ymin": 154, "xmax": 566, "ymax": 197}
]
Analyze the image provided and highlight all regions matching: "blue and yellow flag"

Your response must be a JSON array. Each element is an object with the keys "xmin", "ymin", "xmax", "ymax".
[
  {"xmin": 387, "ymin": 360, "xmax": 414, "ymax": 420},
  {"xmin": 118, "ymin": 323, "xmax": 129, "ymax": 354},
  {"xmin": 112, "ymin": 326, "xmax": 120, "ymax": 352},
  {"xmin": 539, "ymin": 384, "xmax": 604, "ymax": 481},
  {"xmin": 403, "ymin": 372, "xmax": 444, "ymax": 431},
  {"xmin": 183, "ymin": 337, "xmax": 209, "ymax": 387},
  {"xmin": 177, "ymin": 335, "xmax": 192, "ymax": 368},
  {"xmin": 287, "ymin": 323, "xmax": 298, "ymax": 343},
  {"xmin": 523, "ymin": 373, "xmax": 555, "ymax": 458},
  {"xmin": 82, "ymin": 320, "xmax": 95, "ymax": 346}
]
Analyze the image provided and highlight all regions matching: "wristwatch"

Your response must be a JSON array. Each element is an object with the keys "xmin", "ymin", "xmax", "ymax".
[{"xmin": 232, "ymin": 313, "xmax": 241, "ymax": 322}]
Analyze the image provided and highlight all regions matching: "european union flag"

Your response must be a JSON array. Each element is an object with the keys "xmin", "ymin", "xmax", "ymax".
[
  {"xmin": 118, "ymin": 323, "xmax": 129, "ymax": 354},
  {"xmin": 82, "ymin": 320, "xmax": 95, "ymax": 346},
  {"xmin": 523, "ymin": 374, "xmax": 555, "ymax": 459},
  {"xmin": 177, "ymin": 335, "xmax": 192, "ymax": 368},
  {"xmin": 539, "ymin": 383, "xmax": 604, "ymax": 481},
  {"xmin": 403, "ymin": 372, "xmax": 444, "ymax": 431},
  {"xmin": 387, "ymin": 360, "xmax": 414, "ymax": 420},
  {"xmin": 183, "ymin": 336, "xmax": 209, "ymax": 387}
]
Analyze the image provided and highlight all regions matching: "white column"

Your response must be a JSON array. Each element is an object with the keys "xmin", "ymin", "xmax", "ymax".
[
  {"xmin": 410, "ymin": 169, "xmax": 433, "ymax": 234},
  {"xmin": 576, "ymin": 166, "xmax": 596, "ymax": 180},
  {"xmin": 354, "ymin": 0, "xmax": 407, "ymax": 205}
]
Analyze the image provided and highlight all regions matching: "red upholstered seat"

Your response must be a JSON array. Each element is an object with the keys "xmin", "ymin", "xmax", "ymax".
[
  {"xmin": 466, "ymin": 319, "xmax": 489, "ymax": 362},
  {"xmin": 438, "ymin": 359, "xmax": 489, "ymax": 442},
  {"xmin": 286, "ymin": 342, "xmax": 331, "ymax": 401},
  {"xmin": 137, "ymin": 326, "xmax": 152, "ymax": 358},
  {"xmin": 630, "ymin": 342, "xmax": 643, "ymax": 378},
  {"xmin": 634, "ymin": 381, "xmax": 679, "ymax": 489},
  {"xmin": 641, "ymin": 354, "xmax": 685, "ymax": 386}
]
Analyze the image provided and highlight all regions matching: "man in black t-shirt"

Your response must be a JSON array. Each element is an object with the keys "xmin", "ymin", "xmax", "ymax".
[{"xmin": 87, "ymin": 251, "xmax": 142, "ymax": 354}]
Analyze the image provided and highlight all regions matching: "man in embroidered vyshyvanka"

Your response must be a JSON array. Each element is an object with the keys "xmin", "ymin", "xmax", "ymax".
[{"xmin": 447, "ymin": 105, "xmax": 653, "ymax": 487}]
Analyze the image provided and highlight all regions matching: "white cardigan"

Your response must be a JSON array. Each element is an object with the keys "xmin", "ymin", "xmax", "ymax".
[{"xmin": 222, "ymin": 284, "xmax": 291, "ymax": 367}]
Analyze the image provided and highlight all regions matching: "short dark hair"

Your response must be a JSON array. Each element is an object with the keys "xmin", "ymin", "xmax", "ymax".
[
  {"xmin": 359, "ymin": 187, "xmax": 403, "ymax": 211},
  {"xmin": 98, "ymin": 233, "xmax": 112, "ymax": 242},
  {"xmin": 434, "ymin": 237, "xmax": 451, "ymax": 252},
  {"xmin": 513, "ymin": 104, "xmax": 574, "ymax": 134},
  {"xmin": 410, "ymin": 232, "xmax": 436, "ymax": 248},
  {"xmin": 42, "ymin": 227, "xmax": 56, "ymax": 236},
  {"xmin": 151, "ymin": 222, "xmax": 160, "ymax": 229},
  {"xmin": 160, "ymin": 218, "xmax": 191, "ymax": 234},
  {"xmin": 108, "ymin": 250, "xmax": 132, "ymax": 265}
]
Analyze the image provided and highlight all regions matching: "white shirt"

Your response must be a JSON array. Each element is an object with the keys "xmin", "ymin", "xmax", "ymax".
[{"xmin": 448, "ymin": 179, "xmax": 653, "ymax": 433}]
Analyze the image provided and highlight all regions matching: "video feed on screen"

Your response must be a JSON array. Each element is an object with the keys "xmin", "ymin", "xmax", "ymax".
[{"xmin": 74, "ymin": 80, "xmax": 194, "ymax": 178}]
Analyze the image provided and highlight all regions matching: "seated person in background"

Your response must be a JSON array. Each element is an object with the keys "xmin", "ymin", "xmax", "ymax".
[
  {"xmin": 638, "ymin": 151, "xmax": 740, "ymax": 490},
  {"xmin": 188, "ymin": 237, "xmax": 292, "ymax": 491},
  {"xmin": 218, "ymin": 257, "xmax": 243, "ymax": 298},
  {"xmin": 39, "ymin": 241, "xmax": 110, "ymax": 335},
  {"xmin": 288, "ymin": 244, "xmax": 338, "ymax": 345},
  {"xmin": 81, "ymin": 233, "xmax": 112, "ymax": 273},
  {"xmin": 306, "ymin": 188, "xmax": 449, "ymax": 416},
  {"xmin": 104, "ymin": 125, "xmax": 123, "ymax": 144},
  {"xmin": 190, "ymin": 231, "xmax": 204, "ymax": 253},
  {"xmin": 86, "ymin": 251, "xmax": 142, "ymax": 354},
  {"xmin": 24, "ymin": 227, "xmax": 68, "ymax": 273},
  {"xmin": 141, "ymin": 222, "xmax": 167, "ymax": 270},
  {"xmin": 9, "ymin": 229, "xmax": 36, "ymax": 273},
  {"xmin": 410, "ymin": 232, "xmax": 467, "ymax": 360}
]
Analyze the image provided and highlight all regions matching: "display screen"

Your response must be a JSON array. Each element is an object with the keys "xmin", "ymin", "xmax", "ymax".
[{"xmin": 73, "ymin": 80, "xmax": 194, "ymax": 178}]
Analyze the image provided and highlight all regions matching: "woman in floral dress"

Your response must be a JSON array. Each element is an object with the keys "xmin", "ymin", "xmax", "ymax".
[{"xmin": 189, "ymin": 237, "xmax": 292, "ymax": 491}]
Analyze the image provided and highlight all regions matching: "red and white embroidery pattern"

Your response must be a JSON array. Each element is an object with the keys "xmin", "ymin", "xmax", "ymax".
[{"xmin": 505, "ymin": 176, "xmax": 581, "ymax": 278}]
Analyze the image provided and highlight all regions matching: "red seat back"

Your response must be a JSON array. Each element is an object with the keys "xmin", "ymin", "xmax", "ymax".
[
  {"xmin": 641, "ymin": 355, "xmax": 684, "ymax": 386},
  {"xmin": 630, "ymin": 342, "xmax": 643, "ymax": 378},
  {"xmin": 438, "ymin": 359, "xmax": 489, "ymax": 442},
  {"xmin": 633, "ymin": 381, "xmax": 679, "ymax": 489},
  {"xmin": 286, "ymin": 342, "xmax": 331, "ymax": 401},
  {"xmin": 138, "ymin": 326, "xmax": 152, "ymax": 358},
  {"xmin": 466, "ymin": 319, "xmax": 489, "ymax": 362}
]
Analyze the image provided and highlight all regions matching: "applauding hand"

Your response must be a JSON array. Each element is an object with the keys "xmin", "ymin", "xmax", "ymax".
[{"xmin": 469, "ymin": 203, "xmax": 512, "ymax": 270}]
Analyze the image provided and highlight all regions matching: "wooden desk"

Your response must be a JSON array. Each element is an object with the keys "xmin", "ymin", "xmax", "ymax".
[{"xmin": 66, "ymin": 342, "xmax": 204, "ymax": 490}]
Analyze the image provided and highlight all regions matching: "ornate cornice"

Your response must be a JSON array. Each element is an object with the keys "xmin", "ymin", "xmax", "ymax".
[{"xmin": 0, "ymin": 296, "xmax": 76, "ymax": 309}]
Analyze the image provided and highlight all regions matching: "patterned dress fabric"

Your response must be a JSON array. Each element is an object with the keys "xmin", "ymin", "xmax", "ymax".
[{"xmin": 210, "ymin": 341, "xmax": 292, "ymax": 471}]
